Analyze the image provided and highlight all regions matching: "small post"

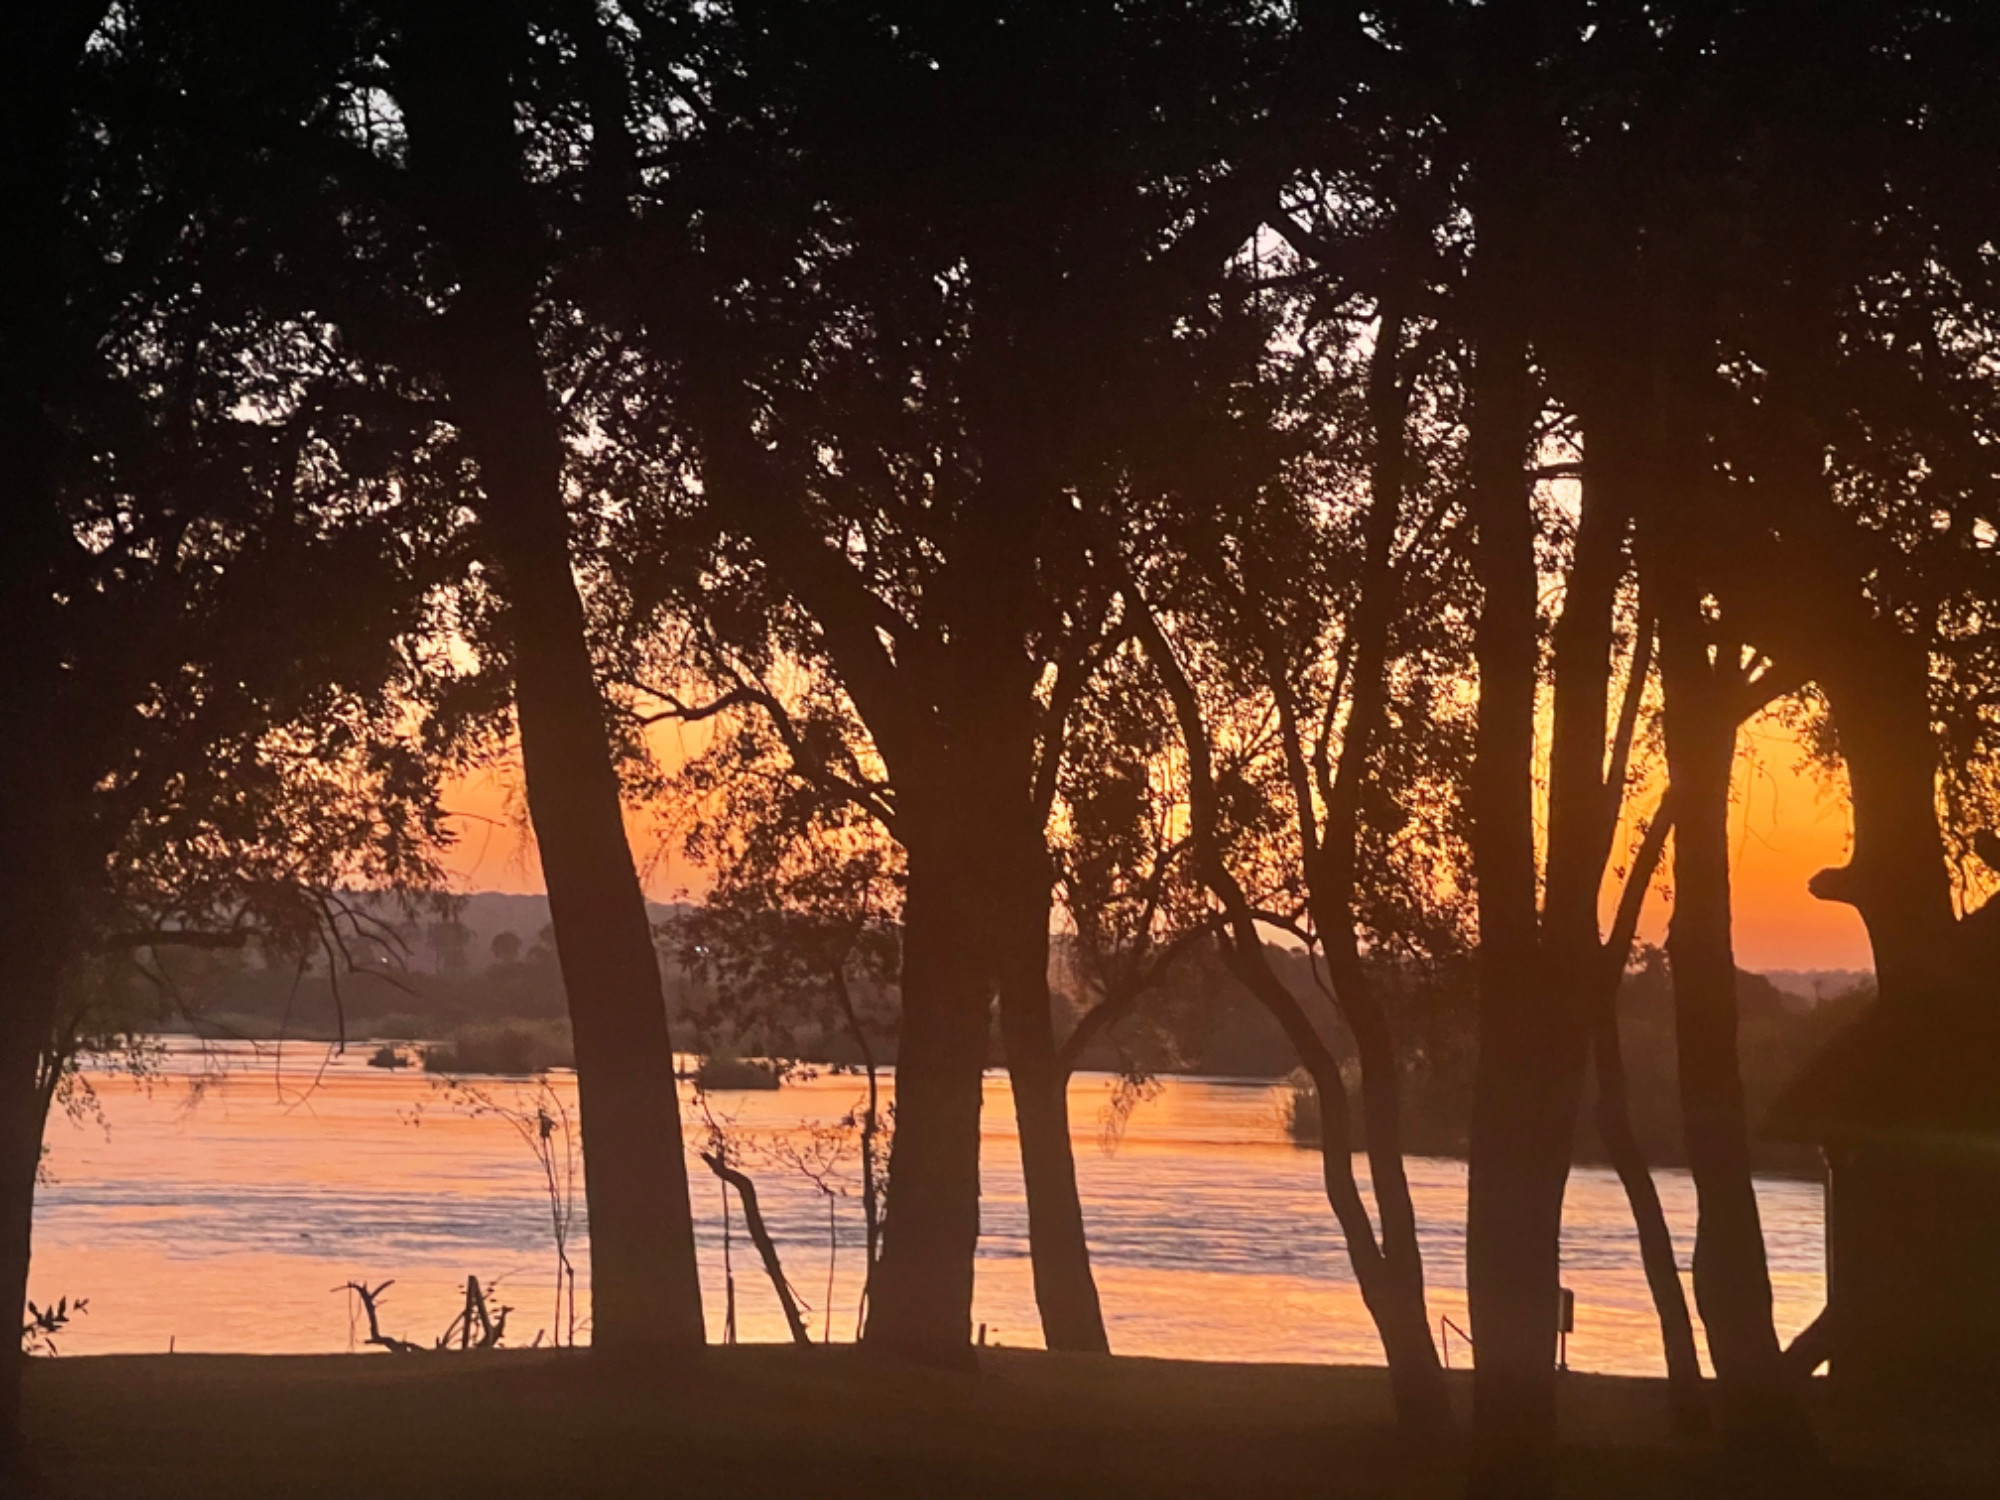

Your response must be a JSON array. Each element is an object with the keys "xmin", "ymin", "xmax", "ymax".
[{"xmin": 1556, "ymin": 1286, "xmax": 1575, "ymax": 1372}]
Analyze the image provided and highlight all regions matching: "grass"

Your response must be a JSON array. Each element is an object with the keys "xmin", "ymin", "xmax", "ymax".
[{"xmin": 22, "ymin": 1348, "xmax": 1994, "ymax": 1499}]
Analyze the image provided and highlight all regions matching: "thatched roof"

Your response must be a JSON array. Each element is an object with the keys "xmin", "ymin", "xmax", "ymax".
[{"xmin": 1765, "ymin": 988, "xmax": 2000, "ymax": 1152}]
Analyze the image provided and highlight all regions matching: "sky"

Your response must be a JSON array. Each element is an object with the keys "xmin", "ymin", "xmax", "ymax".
[
  {"xmin": 434, "ymin": 716, "xmax": 1875, "ymax": 975},
  {"xmin": 1707, "ymin": 720, "xmax": 1869, "ymax": 972}
]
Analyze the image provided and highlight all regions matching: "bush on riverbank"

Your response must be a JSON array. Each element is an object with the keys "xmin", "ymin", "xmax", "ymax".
[
  {"xmin": 694, "ymin": 1048, "xmax": 782, "ymax": 1090},
  {"xmin": 1281, "ymin": 1069, "xmax": 1320, "ymax": 1146},
  {"xmin": 424, "ymin": 1022, "xmax": 573, "ymax": 1076}
]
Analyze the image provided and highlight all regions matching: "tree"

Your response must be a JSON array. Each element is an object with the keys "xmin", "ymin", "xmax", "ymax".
[
  {"xmin": 1106, "ymin": 198, "xmax": 1476, "ymax": 1423},
  {"xmin": 379, "ymin": 0, "xmax": 707, "ymax": 1353},
  {"xmin": 1561, "ymin": 1, "xmax": 1999, "ymax": 1452},
  {"xmin": 611, "ymin": 0, "xmax": 1281, "ymax": 1361},
  {"xmin": 1, "ymin": 0, "xmax": 475, "ymax": 1462}
]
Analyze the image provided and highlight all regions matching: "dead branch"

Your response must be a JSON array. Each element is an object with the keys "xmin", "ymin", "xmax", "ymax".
[
  {"xmin": 699, "ymin": 1151, "xmax": 813, "ymax": 1346},
  {"xmin": 340, "ymin": 1281, "xmax": 424, "ymax": 1354}
]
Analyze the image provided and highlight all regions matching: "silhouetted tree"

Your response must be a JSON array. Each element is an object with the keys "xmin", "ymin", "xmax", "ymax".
[
  {"xmin": 0, "ymin": 0, "xmax": 472, "ymax": 1463},
  {"xmin": 1105, "ymin": 185, "xmax": 1476, "ymax": 1420},
  {"xmin": 1660, "ymin": 6, "xmax": 1998, "ymax": 1444},
  {"xmin": 609, "ymin": 1, "xmax": 1282, "ymax": 1361},
  {"xmin": 381, "ymin": 0, "xmax": 707, "ymax": 1353}
]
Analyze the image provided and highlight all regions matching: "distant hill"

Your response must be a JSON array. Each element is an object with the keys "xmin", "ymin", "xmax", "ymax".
[
  {"xmin": 442, "ymin": 892, "xmax": 691, "ymax": 971},
  {"xmin": 1756, "ymin": 969, "xmax": 1874, "ymax": 1004},
  {"xmin": 144, "ymin": 891, "xmax": 696, "ymax": 1043},
  {"xmin": 321, "ymin": 891, "xmax": 692, "ymax": 974}
]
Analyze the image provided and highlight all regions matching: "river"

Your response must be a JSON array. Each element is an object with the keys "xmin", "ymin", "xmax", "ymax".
[{"xmin": 31, "ymin": 1040, "xmax": 1825, "ymax": 1372}]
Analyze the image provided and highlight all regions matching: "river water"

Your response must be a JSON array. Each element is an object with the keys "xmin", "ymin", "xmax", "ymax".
[{"xmin": 31, "ymin": 1040, "xmax": 1825, "ymax": 1372}]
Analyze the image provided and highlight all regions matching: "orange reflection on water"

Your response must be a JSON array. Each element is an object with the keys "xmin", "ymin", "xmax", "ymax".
[{"xmin": 32, "ymin": 1044, "xmax": 1824, "ymax": 1372}]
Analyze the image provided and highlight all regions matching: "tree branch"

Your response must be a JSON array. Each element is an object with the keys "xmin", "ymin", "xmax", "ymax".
[
  {"xmin": 699, "ymin": 1151, "xmax": 813, "ymax": 1347},
  {"xmin": 1603, "ymin": 792, "xmax": 1675, "ymax": 979},
  {"xmin": 1056, "ymin": 914, "xmax": 1221, "ymax": 1077}
]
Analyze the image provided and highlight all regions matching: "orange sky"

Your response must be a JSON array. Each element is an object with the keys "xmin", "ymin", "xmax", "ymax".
[
  {"xmin": 1621, "ymin": 717, "xmax": 1870, "ymax": 972},
  {"xmin": 435, "ymin": 725, "xmax": 709, "ymax": 908},
  {"xmin": 435, "ymin": 716, "xmax": 1874, "ymax": 975}
]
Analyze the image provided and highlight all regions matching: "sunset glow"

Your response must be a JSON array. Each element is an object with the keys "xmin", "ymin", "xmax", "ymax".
[{"xmin": 437, "ymin": 716, "xmax": 1874, "ymax": 975}]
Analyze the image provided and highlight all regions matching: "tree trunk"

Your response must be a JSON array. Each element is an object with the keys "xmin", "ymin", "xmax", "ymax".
[
  {"xmin": 701, "ymin": 1153, "xmax": 811, "ymax": 1348},
  {"xmin": 1782, "ymin": 1306, "xmax": 1833, "ymax": 1378},
  {"xmin": 0, "ymin": 7, "xmax": 107, "ymax": 1467},
  {"xmin": 1235, "ymin": 951, "xmax": 1450, "ymax": 1427},
  {"xmin": 1658, "ymin": 602, "xmax": 1811, "ymax": 1453},
  {"xmin": 1316, "ymin": 953, "xmax": 1450, "ymax": 1426},
  {"xmin": 1815, "ymin": 630, "xmax": 1956, "ymax": 1004},
  {"xmin": 1301, "ymin": 293, "xmax": 1445, "ymax": 1425},
  {"xmin": 996, "ymin": 879, "xmax": 1109, "ymax": 1353},
  {"xmin": 0, "ymin": 317, "xmax": 66, "ymax": 1488},
  {"xmin": 1590, "ymin": 1009, "xmax": 1708, "ymax": 1436},
  {"xmin": 1465, "ymin": 319, "xmax": 1579, "ymax": 1500},
  {"xmin": 1542, "ymin": 407, "xmax": 1709, "ymax": 1435},
  {"xmin": 863, "ymin": 836, "xmax": 991, "ymax": 1364},
  {"xmin": 503, "ymin": 540, "xmax": 705, "ymax": 1352},
  {"xmin": 0, "ymin": 996, "xmax": 51, "ymax": 1478},
  {"xmin": 830, "ymin": 967, "xmax": 882, "ymax": 1317},
  {"xmin": 394, "ymin": 2, "xmax": 703, "ymax": 1354},
  {"xmin": 1131, "ymin": 586, "xmax": 1448, "ymax": 1429}
]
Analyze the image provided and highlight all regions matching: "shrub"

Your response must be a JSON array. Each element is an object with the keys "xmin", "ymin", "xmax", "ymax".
[
  {"xmin": 425, "ymin": 1021, "xmax": 574, "ymax": 1076},
  {"xmin": 1280, "ymin": 1068, "xmax": 1320, "ymax": 1146},
  {"xmin": 695, "ymin": 1048, "xmax": 782, "ymax": 1091}
]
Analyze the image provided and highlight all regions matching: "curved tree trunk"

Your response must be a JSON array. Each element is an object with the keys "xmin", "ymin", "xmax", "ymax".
[
  {"xmin": 395, "ymin": 2, "xmax": 703, "ymax": 1354},
  {"xmin": 1815, "ymin": 630, "xmax": 1956, "ymax": 1003},
  {"xmin": 701, "ymin": 1153, "xmax": 811, "ymax": 1347},
  {"xmin": 997, "ymin": 880, "xmax": 1109, "ymax": 1353},
  {"xmin": 1232, "ymin": 952, "xmax": 1450, "ymax": 1427},
  {"xmin": 1591, "ymin": 1009, "xmax": 1708, "ymax": 1436},
  {"xmin": 1658, "ymin": 599, "xmax": 1811, "ymax": 1454},
  {"xmin": 1320, "ymin": 956, "xmax": 1449, "ymax": 1423},
  {"xmin": 1297, "ymin": 293, "xmax": 1443, "ymax": 1425},
  {"xmin": 1131, "ymin": 596, "xmax": 1448, "ymax": 1429}
]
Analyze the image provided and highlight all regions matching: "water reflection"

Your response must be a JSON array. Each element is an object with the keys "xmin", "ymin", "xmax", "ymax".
[{"xmin": 32, "ymin": 1041, "xmax": 1823, "ymax": 1371}]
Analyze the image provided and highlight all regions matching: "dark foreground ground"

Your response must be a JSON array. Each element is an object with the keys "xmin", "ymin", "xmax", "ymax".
[{"xmin": 23, "ymin": 1347, "xmax": 1998, "ymax": 1499}]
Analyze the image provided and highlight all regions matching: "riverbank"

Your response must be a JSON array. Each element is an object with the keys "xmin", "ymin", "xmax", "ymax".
[{"xmin": 22, "ymin": 1347, "xmax": 1993, "ymax": 1498}]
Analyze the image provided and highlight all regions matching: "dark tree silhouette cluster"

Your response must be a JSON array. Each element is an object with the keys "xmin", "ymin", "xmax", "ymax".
[{"xmin": 4, "ymin": 4, "xmax": 1998, "ymax": 1496}]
